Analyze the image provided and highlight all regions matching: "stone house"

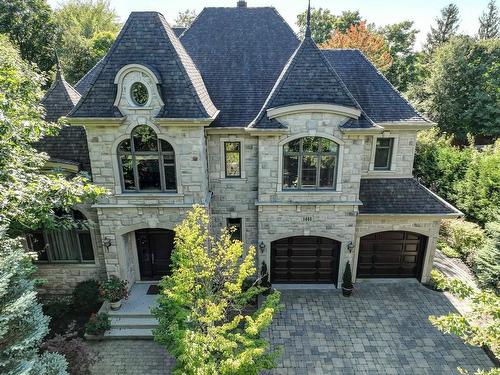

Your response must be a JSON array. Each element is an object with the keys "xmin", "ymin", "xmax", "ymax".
[{"xmin": 34, "ymin": 2, "xmax": 461, "ymax": 294}]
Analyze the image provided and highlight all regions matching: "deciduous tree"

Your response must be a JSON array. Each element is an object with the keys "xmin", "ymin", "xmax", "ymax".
[
  {"xmin": 54, "ymin": 0, "xmax": 121, "ymax": 84},
  {"xmin": 153, "ymin": 206, "xmax": 282, "ymax": 375},
  {"xmin": 0, "ymin": 0, "xmax": 57, "ymax": 74},
  {"xmin": 321, "ymin": 21, "xmax": 393, "ymax": 72},
  {"xmin": 174, "ymin": 9, "xmax": 197, "ymax": 28},
  {"xmin": 379, "ymin": 21, "xmax": 419, "ymax": 92},
  {"xmin": 0, "ymin": 35, "xmax": 105, "ymax": 374}
]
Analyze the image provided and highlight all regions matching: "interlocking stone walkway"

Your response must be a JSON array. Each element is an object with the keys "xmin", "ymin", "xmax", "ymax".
[
  {"xmin": 264, "ymin": 282, "xmax": 494, "ymax": 375},
  {"xmin": 90, "ymin": 282, "xmax": 495, "ymax": 375}
]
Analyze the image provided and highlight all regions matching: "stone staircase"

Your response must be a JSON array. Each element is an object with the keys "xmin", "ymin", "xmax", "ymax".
[{"xmin": 100, "ymin": 283, "xmax": 159, "ymax": 340}]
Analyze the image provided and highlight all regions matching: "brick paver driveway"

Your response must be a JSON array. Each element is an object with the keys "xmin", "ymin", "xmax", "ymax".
[
  {"xmin": 90, "ymin": 282, "xmax": 495, "ymax": 375},
  {"xmin": 264, "ymin": 281, "xmax": 495, "ymax": 375}
]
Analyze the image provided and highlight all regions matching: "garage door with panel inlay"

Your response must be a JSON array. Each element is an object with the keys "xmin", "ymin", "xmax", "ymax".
[
  {"xmin": 357, "ymin": 231, "xmax": 427, "ymax": 278},
  {"xmin": 271, "ymin": 236, "xmax": 341, "ymax": 285}
]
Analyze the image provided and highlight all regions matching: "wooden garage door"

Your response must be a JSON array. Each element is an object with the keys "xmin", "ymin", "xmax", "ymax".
[
  {"xmin": 271, "ymin": 236, "xmax": 341, "ymax": 285},
  {"xmin": 357, "ymin": 231, "xmax": 427, "ymax": 278}
]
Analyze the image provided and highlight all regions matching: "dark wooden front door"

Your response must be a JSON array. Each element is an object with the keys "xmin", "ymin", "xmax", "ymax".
[
  {"xmin": 357, "ymin": 231, "xmax": 427, "ymax": 278},
  {"xmin": 271, "ymin": 236, "xmax": 341, "ymax": 285},
  {"xmin": 135, "ymin": 229, "xmax": 174, "ymax": 280}
]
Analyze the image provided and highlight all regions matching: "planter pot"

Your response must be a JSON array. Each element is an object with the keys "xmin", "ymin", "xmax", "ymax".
[
  {"xmin": 342, "ymin": 286, "xmax": 353, "ymax": 297},
  {"xmin": 109, "ymin": 300, "xmax": 122, "ymax": 310}
]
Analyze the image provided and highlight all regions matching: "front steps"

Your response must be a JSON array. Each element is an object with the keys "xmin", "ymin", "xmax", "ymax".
[{"xmin": 104, "ymin": 311, "xmax": 158, "ymax": 339}]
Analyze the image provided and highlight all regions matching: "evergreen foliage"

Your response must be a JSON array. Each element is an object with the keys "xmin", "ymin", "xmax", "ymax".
[
  {"xmin": 425, "ymin": 3, "xmax": 460, "ymax": 53},
  {"xmin": 479, "ymin": 0, "xmax": 500, "ymax": 39},
  {"xmin": 474, "ymin": 221, "xmax": 500, "ymax": 290}
]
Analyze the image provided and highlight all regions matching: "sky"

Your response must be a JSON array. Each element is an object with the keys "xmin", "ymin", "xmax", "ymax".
[{"xmin": 47, "ymin": 0, "xmax": 492, "ymax": 49}]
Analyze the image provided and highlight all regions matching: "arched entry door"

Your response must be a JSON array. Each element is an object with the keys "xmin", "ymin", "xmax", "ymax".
[
  {"xmin": 357, "ymin": 231, "xmax": 427, "ymax": 278},
  {"xmin": 135, "ymin": 229, "xmax": 175, "ymax": 280},
  {"xmin": 271, "ymin": 236, "xmax": 341, "ymax": 285}
]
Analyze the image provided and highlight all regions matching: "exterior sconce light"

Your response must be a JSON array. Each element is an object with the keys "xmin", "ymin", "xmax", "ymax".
[
  {"xmin": 102, "ymin": 237, "xmax": 112, "ymax": 251},
  {"xmin": 347, "ymin": 241, "xmax": 354, "ymax": 253},
  {"xmin": 258, "ymin": 241, "xmax": 266, "ymax": 254}
]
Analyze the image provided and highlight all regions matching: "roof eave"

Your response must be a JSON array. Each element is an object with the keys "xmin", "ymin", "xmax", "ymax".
[
  {"xmin": 65, "ymin": 117, "xmax": 126, "ymax": 126},
  {"xmin": 267, "ymin": 103, "xmax": 361, "ymax": 120},
  {"xmin": 376, "ymin": 121, "xmax": 435, "ymax": 131},
  {"xmin": 358, "ymin": 212, "xmax": 463, "ymax": 218}
]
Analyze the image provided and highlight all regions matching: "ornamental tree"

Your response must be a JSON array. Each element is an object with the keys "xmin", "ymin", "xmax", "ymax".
[
  {"xmin": 320, "ymin": 21, "xmax": 393, "ymax": 73},
  {"xmin": 153, "ymin": 206, "xmax": 282, "ymax": 375}
]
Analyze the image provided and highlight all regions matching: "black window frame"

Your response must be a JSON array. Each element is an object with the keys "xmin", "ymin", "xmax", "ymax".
[
  {"xmin": 27, "ymin": 210, "xmax": 95, "ymax": 264},
  {"xmin": 224, "ymin": 141, "xmax": 242, "ymax": 178},
  {"xmin": 282, "ymin": 137, "xmax": 339, "ymax": 190},
  {"xmin": 373, "ymin": 137, "xmax": 394, "ymax": 171},
  {"xmin": 226, "ymin": 218, "xmax": 242, "ymax": 242},
  {"xmin": 118, "ymin": 125, "xmax": 177, "ymax": 193}
]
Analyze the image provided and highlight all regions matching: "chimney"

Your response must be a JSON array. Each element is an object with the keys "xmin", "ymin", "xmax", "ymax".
[{"xmin": 237, "ymin": 1, "xmax": 247, "ymax": 7}]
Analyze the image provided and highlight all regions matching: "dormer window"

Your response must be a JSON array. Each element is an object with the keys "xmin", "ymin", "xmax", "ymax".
[{"xmin": 130, "ymin": 82, "xmax": 149, "ymax": 106}]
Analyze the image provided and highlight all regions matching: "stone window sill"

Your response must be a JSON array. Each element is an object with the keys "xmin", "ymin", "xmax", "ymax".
[
  {"xmin": 115, "ymin": 193, "xmax": 185, "ymax": 198},
  {"xmin": 217, "ymin": 178, "xmax": 248, "ymax": 183}
]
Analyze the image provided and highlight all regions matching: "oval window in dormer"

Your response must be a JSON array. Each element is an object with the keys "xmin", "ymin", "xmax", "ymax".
[{"xmin": 130, "ymin": 82, "xmax": 149, "ymax": 106}]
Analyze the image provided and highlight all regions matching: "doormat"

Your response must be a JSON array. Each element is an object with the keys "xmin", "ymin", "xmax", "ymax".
[{"xmin": 147, "ymin": 284, "xmax": 161, "ymax": 295}]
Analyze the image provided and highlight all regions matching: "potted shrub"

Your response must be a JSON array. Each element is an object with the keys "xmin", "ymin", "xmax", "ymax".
[
  {"xmin": 99, "ymin": 276, "xmax": 129, "ymax": 310},
  {"xmin": 341, "ymin": 262, "xmax": 354, "ymax": 296},
  {"xmin": 85, "ymin": 313, "xmax": 110, "ymax": 340}
]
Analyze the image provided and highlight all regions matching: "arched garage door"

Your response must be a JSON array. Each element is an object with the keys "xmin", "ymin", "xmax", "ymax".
[
  {"xmin": 271, "ymin": 236, "xmax": 341, "ymax": 285},
  {"xmin": 357, "ymin": 231, "xmax": 427, "ymax": 278}
]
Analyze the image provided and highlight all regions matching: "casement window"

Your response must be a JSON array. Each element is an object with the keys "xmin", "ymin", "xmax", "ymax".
[
  {"xmin": 224, "ymin": 142, "xmax": 241, "ymax": 178},
  {"xmin": 118, "ymin": 125, "xmax": 177, "ymax": 192},
  {"xmin": 282, "ymin": 137, "xmax": 339, "ymax": 190},
  {"xmin": 374, "ymin": 138, "xmax": 394, "ymax": 170},
  {"xmin": 226, "ymin": 218, "xmax": 242, "ymax": 242},
  {"xmin": 27, "ymin": 210, "xmax": 95, "ymax": 264}
]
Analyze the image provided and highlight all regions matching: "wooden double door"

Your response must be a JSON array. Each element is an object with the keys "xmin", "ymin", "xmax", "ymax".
[
  {"xmin": 357, "ymin": 231, "xmax": 427, "ymax": 278},
  {"xmin": 135, "ymin": 229, "xmax": 175, "ymax": 280},
  {"xmin": 271, "ymin": 236, "xmax": 341, "ymax": 285}
]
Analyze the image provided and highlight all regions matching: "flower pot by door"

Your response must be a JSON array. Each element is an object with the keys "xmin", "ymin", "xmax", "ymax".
[
  {"xmin": 342, "ymin": 286, "xmax": 353, "ymax": 296},
  {"xmin": 110, "ymin": 300, "xmax": 122, "ymax": 310}
]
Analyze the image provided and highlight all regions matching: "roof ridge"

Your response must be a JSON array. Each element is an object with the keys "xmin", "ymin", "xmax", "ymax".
[
  {"xmin": 41, "ymin": 68, "xmax": 81, "ymax": 109},
  {"xmin": 351, "ymin": 50, "xmax": 430, "ymax": 123},
  {"xmin": 74, "ymin": 58, "xmax": 104, "ymax": 94}
]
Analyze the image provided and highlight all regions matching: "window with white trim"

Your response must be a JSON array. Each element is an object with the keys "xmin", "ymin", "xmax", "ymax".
[
  {"xmin": 282, "ymin": 137, "xmax": 339, "ymax": 190},
  {"xmin": 118, "ymin": 125, "xmax": 177, "ymax": 192}
]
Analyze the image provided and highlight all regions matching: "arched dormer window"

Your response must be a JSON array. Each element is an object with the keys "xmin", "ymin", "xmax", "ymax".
[
  {"xmin": 283, "ymin": 137, "xmax": 339, "ymax": 190},
  {"xmin": 118, "ymin": 125, "xmax": 177, "ymax": 193}
]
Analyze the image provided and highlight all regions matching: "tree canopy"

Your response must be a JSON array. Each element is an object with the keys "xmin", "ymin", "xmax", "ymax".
[
  {"xmin": 416, "ymin": 36, "xmax": 500, "ymax": 141},
  {"xmin": 321, "ymin": 21, "xmax": 393, "ymax": 72},
  {"xmin": 54, "ymin": 0, "xmax": 121, "ymax": 84},
  {"xmin": 425, "ymin": 3, "xmax": 461, "ymax": 53},
  {"xmin": 0, "ymin": 0, "xmax": 57, "ymax": 74},
  {"xmin": 174, "ymin": 9, "xmax": 197, "ymax": 28},
  {"xmin": 479, "ymin": 0, "xmax": 500, "ymax": 39}
]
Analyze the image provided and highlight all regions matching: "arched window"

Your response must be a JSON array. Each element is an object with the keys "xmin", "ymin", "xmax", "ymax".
[
  {"xmin": 27, "ymin": 210, "xmax": 94, "ymax": 263},
  {"xmin": 118, "ymin": 126, "xmax": 177, "ymax": 192},
  {"xmin": 282, "ymin": 137, "xmax": 339, "ymax": 190}
]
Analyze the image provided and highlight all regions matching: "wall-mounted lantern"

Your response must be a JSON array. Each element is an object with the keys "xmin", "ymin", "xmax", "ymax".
[
  {"xmin": 102, "ymin": 237, "xmax": 112, "ymax": 251},
  {"xmin": 347, "ymin": 241, "xmax": 354, "ymax": 253},
  {"xmin": 258, "ymin": 241, "xmax": 266, "ymax": 254}
]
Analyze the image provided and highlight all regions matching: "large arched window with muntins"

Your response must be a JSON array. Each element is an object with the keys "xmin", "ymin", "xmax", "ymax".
[
  {"xmin": 118, "ymin": 125, "xmax": 176, "ymax": 192},
  {"xmin": 283, "ymin": 137, "xmax": 339, "ymax": 190}
]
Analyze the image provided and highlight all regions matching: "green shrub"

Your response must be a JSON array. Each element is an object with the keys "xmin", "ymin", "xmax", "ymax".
[
  {"xmin": 437, "ymin": 239, "xmax": 461, "ymax": 258},
  {"xmin": 440, "ymin": 219, "xmax": 486, "ymax": 264},
  {"xmin": 84, "ymin": 313, "xmax": 110, "ymax": 336},
  {"xmin": 474, "ymin": 221, "xmax": 500, "ymax": 291},
  {"xmin": 72, "ymin": 280, "xmax": 102, "ymax": 314},
  {"xmin": 42, "ymin": 297, "xmax": 72, "ymax": 321}
]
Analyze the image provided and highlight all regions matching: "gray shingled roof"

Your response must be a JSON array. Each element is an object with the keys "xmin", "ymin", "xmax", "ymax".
[
  {"xmin": 41, "ymin": 67, "xmax": 81, "ymax": 122},
  {"xmin": 69, "ymin": 12, "xmax": 217, "ymax": 119},
  {"xmin": 249, "ymin": 37, "xmax": 370, "ymax": 129},
  {"xmin": 37, "ymin": 67, "xmax": 91, "ymax": 172},
  {"xmin": 323, "ymin": 49, "xmax": 428, "ymax": 124},
  {"xmin": 172, "ymin": 27, "xmax": 186, "ymax": 37},
  {"xmin": 359, "ymin": 178, "xmax": 461, "ymax": 215},
  {"xmin": 180, "ymin": 7, "xmax": 300, "ymax": 127}
]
